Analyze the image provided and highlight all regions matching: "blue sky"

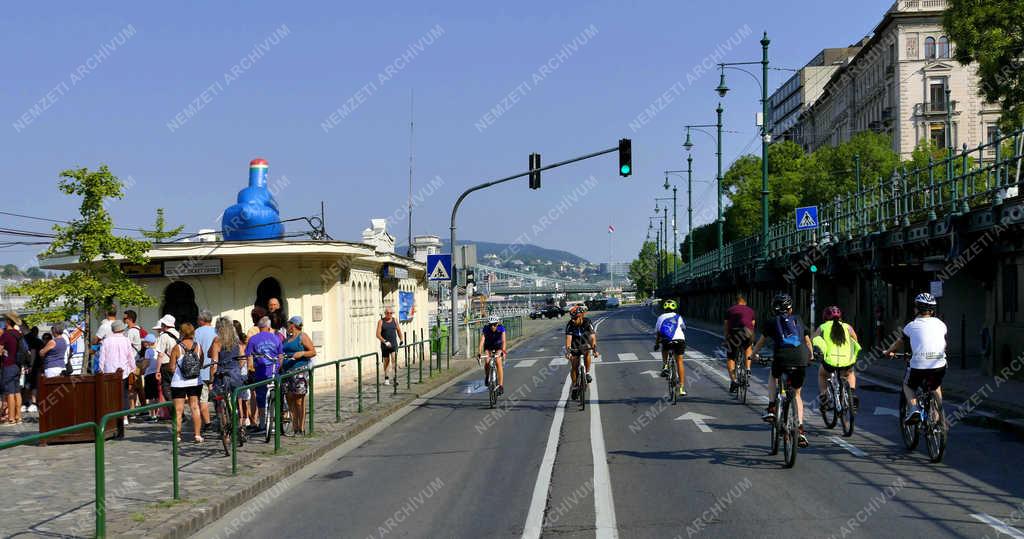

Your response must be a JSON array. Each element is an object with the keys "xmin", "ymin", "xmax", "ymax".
[{"xmin": 1, "ymin": 0, "xmax": 894, "ymax": 267}]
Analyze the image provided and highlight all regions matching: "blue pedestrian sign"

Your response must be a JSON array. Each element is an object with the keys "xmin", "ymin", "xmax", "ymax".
[
  {"xmin": 796, "ymin": 206, "xmax": 819, "ymax": 231},
  {"xmin": 427, "ymin": 254, "xmax": 452, "ymax": 281}
]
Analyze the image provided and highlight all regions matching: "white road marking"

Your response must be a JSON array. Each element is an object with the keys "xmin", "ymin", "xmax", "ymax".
[
  {"xmin": 830, "ymin": 436, "xmax": 867, "ymax": 457},
  {"xmin": 639, "ymin": 370, "xmax": 662, "ymax": 379},
  {"xmin": 970, "ymin": 513, "xmax": 1024, "ymax": 538},
  {"xmin": 593, "ymin": 354, "xmax": 603, "ymax": 363},
  {"xmin": 550, "ymin": 357, "xmax": 568, "ymax": 366},
  {"xmin": 537, "ymin": 347, "xmax": 546, "ymax": 351},
  {"xmin": 675, "ymin": 412, "xmax": 715, "ymax": 433},
  {"xmin": 649, "ymin": 351, "xmax": 663, "ymax": 360},
  {"xmin": 618, "ymin": 352, "xmax": 638, "ymax": 362},
  {"xmin": 589, "ymin": 369, "xmax": 619, "ymax": 539},
  {"xmin": 521, "ymin": 375, "xmax": 573, "ymax": 539},
  {"xmin": 515, "ymin": 359, "xmax": 538, "ymax": 368}
]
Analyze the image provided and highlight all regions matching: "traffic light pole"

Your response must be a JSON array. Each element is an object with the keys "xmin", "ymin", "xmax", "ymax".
[{"xmin": 448, "ymin": 144, "xmax": 620, "ymax": 356}]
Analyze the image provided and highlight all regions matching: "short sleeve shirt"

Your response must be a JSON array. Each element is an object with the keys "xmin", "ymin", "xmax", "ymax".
[
  {"xmin": 902, "ymin": 317, "xmax": 947, "ymax": 369},
  {"xmin": 481, "ymin": 325, "xmax": 505, "ymax": 350},
  {"xmin": 725, "ymin": 304, "xmax": 756, "ymax": 332},
  {"xmin": 762, "ymin": 315, "xmax": 808, "ymax": 367},
  {"xmin": 246, "ymin": 331, "xmax": 283, "ymax": 378},
  {"xmin": 565, "ymin": 318, "xmax": 595, "ymax": 350}
]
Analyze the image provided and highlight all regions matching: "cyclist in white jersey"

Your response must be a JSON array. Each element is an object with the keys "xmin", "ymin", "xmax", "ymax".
[
  {"xmin": 654, "ymin": 299, "xmax": 686, "ymax": 397},
  {"xmin": 885, "ymin": 292, "xmax": 947, "ymax": 425}
]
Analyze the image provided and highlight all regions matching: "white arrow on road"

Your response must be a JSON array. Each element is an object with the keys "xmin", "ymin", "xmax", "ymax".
[
  {"xmin": 675, "ymin": 412, "xmax": 715, "ymax": 433},
  {"xmin": 874, "ymin": 407, "xmax": 899, "ymax": 417},
  {"xmin": 640, "ymin": 370, "xmax": 662, "ymax": 379}
]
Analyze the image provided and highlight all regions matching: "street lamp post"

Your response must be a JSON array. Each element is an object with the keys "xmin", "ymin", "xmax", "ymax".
[
  {"xmin": 655, "ymin": 196, "xmax": 674, "ymax": 282},
  {"xmin": 717, "ymin": 31, "xmax": 772, "ymax": 262},
  {"xmin": 661, "ymin": 179, "xmax": 679, "ymax": 280},
  {"xmin": 683, "ymin": 121, "xmax": 736, "ymax": 273}
]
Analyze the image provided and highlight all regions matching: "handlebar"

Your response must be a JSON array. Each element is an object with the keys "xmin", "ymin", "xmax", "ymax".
[{"xmin": 888, "ymin": 352, "xmax": 912, "ymax": 360}]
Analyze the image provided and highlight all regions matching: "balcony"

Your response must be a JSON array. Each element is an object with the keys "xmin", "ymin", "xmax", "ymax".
[
  {"xmin": 899, "ymin": 0, "xmax": 948, "ymax": 11},
  {"xmin": 916, "ymin": 100, "xmax": 955, "ymax": 116}
]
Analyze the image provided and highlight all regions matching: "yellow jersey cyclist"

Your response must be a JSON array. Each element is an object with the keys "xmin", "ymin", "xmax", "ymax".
[
  {"xmin": 885, "ymin": 292, "xmax": 947, "ymax": 425},
  {"xmin": 654, "ymin": 299, "xmax": 687, "ymax": 397},
  {"xmin": 812, "ymin": 306, "xmax": 862, "ymax": 412},
  {"xmin": 478, "ymin": 315, "xmax": 507, "ymax": 396},
  {"xmin": 564, "ymin": 305, "xmax": 598, "ymax": 400}
]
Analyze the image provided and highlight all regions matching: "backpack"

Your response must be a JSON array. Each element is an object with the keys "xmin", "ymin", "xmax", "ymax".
[
  {"xmin": 773, "ymin": 315, "xmax": 802, "ymax": 349},
  {"xmin": 166, "ymin": 334, "xmax": 202, "ymax": 380},
  {"xmin": 658, "ymin": 314, "xmax": 685, "ymax": 341},
  {"xmin": 16, "ymin": 335, "xmax": 33, "ymax": 368}
]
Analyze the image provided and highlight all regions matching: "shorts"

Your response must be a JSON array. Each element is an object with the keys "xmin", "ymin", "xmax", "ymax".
[
  {"xmin": 381, "ymin": 342, "xmax": 397, "ymax": 357},
  {"xmin": 253, "ymin": 373, "xmax": 273, "ymax": 408},
  {"xmin": 663, "ymin": 340, "xmax": 686, "ymax": 356},
  {"xmin": 821, "ymin": 363, "xmax": 854, "ymax": 375},
  {"xmin": 171, "ymin": 385, "xmax": 202, "ymax": 399},
  {"xmin": 144, "ymin": 373, "xmax": 160, "ymax": 400},
  {"xmin": 904, "ymin": 366, "xmax": 946, "ymax": 392},
  {"xmin": 44, "ymin": 366, "xmax": 65, "ymax": 378},
  {"xmin": 771, "ymin": 363, "xmax": 806, "ymax": 389},
  {"xmin": 285, "ymin": 372, "xmax": 308, "ymax": 396},
  {"xmin": 1, "ymin": 365, "xmax": 21, "ymax": 395},
  {"xmin": 725, "ymin": 328, "xmax": 753, "ymax": 357},
  {"xmin": 160, "ymin": 364, "xmax": 173, "ymax": 402}
]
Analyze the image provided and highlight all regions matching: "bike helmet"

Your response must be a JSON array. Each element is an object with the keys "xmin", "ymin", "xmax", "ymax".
[
  {"xmin": 662, "ymin": 299, "xmax": 678, "ymax": 311},
  {"xmin": 914, "ymin": 292, "xmax": 937, "ymax": 312},
  {"xmin": 822, "ymin": 305, "xmax": 842, "ymax": 321},
  {"xmin": 772, "ymin": 293, "xmax": 793, "ymax": 314},
  {"xmin": 487, "ymin": 314, "xmax": 500, "ymax": 324},
  {"xmin": 569, "ymin": 305, "xmax": 586, "ymax": 317}
]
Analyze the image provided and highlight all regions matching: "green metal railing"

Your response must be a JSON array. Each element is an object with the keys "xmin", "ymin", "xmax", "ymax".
[
  {"xmin": 673, "ymin": 127, "xmax": 1024, "ymax": 283},
  {"xmin": 0, "ymin": 400, "xmax": 178, "ymax": 539}
]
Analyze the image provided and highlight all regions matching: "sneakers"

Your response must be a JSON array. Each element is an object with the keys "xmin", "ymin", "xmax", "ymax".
[
  {"xmin": 21, "ymin": 405, "xmax": 28, "ymax": 413},
  {"xmin": 497, "ymin": 385, "xmax": 504, "ymax": 396},
  {"xmin": 571, "ymin": 387, "xmax": 579, "ymax": 400},
  {"xmin": 27, "ymin": 404, "xmax": 37, "ymax": 413},
  {"xmin": 762, "ymin": 402, "xmax": 777, "ymax": 422},
  {"xmin": 678, "ymin": 386, "xmax": 686, "ymax": 397},
  {"xmin": 798, "ymin": 425, "xmax": 809, "ymax": 448},
  {"xmin": 585, "ymin": 373, "xmax": 593, "ymax": 384},
  {"xmin": 660, "ymin": 368, "xmax": 669, "ymax": 378},
  {"xmin": 904, "ymin": 407, "xmax": 922, "ymax": 425},
  {"xmin": 729, "ymin": 381, "xmax": 738, "ymax": 394}
]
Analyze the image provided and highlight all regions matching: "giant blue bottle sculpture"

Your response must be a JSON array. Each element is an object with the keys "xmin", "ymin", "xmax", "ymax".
[{"xmin": 222, "ymin": 158, "xmax": 285, "ymax": 241}]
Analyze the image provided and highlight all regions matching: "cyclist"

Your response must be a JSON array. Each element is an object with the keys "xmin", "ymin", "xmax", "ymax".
[
  {"xmin": 812, "ymin": 306, "xmax": 862, "ymax": 412},
  {"xmin": 723, "ymin": 293, "xmax": 756, "ymax": 394},
  {"xmin": 654, "ymin": 299, "xmax": 687, "ymax": 397},
  {"xmin": 564, "ymin": 305, "xmax": 597, "ymax": 400},
  {"xmin": 478, "ymin": 315, "xmax": 506, "ymax": 396},
  {"xmin": 885, "ymin": 292, "xmax": 946, "ymax": 425},
  {"xmin": 752, "ymin": 293, "xmax": 813, "ymax": 448}
]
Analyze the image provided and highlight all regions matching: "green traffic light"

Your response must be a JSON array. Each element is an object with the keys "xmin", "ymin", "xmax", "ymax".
[
  {"xmin": 810, "ymin": 264, "xmax": 818, "ymax": 273},
  {"xmin": 620, "ymin": 164, "xmax": 631, "ymax": 175}
]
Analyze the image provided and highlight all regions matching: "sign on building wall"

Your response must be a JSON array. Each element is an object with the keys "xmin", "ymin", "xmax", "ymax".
[
  {"xmin": 163, "ymin": 258, "xmax": 223, "ymax": 277},
  {"xmin": 381, "ymin": 264, "xmax": 409, "ymax": 280},
  {"xmin": 122, "ymin": 262, "xmax": 163, "ymax": 278},
  {"xmin": 398, "ymin": 291, "xmax": 415, "ymax": 322}
]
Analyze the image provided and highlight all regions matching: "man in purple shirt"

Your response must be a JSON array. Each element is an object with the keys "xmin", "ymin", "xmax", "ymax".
[
  {"xmin": 245, "ymin": 317, "xmax": 282, "ymax": 430},
  {"xmin": 723, "ymin": 294, "xmax": 756, "ymax": 394}
]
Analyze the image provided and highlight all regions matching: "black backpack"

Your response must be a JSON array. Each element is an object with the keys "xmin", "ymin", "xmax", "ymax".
[
  {"xmin": 166, "ymin": 334, "xmax": 202, "ymax": 380},
  {"xmin": 15, "ymin": 335, "xmax": 33, "ymax": 368}
]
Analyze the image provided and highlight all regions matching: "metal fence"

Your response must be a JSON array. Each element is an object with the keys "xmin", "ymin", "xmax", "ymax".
[{"xmin": 674, "ymin": 126, "xmax": 1024, "ymax": 282}]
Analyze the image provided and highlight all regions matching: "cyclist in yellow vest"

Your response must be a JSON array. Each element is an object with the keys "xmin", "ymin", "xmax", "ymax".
[{"xmin": 812, "ymin": 306, "xmax": 862, "ymax": 412}]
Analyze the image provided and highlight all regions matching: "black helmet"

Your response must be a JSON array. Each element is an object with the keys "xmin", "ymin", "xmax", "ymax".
[
  {"xmin": 772, "ymin": 293, "xmax": 793, "ymax": 314},
  {"xmin": 914, "ymin": 292, "xmax": 937, "ymax": 312}
]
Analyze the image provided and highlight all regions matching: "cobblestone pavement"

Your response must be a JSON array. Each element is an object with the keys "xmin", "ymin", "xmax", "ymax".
[{"xmin": 0, "ymin": 316, "xmax": 564, "ymax": 538}]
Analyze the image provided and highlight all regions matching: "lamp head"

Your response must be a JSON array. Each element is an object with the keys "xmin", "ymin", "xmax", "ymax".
[
  {"xmin": 715, "ymin": 70, "xmax": 729, "ymax": 98},
  {"xmin": 683, "ymin": 130, "xmax": 694, "ymax": 151}
]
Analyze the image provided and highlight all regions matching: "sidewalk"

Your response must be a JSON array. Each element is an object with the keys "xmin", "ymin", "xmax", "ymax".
[
  {"xmin": 0, "ymin": 316, "xmax": 562, "ymax": 538},
  {"xmin": 678, "ymin": 315, "xmax": 1024, "ymax": 435}
]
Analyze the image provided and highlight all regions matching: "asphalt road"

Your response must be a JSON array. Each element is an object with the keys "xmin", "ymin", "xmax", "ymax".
[{"xmin": 198, "ymin": 306, "xmax": 1024, "ymax": 538}]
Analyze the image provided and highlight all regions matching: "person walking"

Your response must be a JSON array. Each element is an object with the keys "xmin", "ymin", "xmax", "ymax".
[
  {"xmin": 0, "ymin": 313, "xmax": 24, "ymax": 425},
  {"xmin": 376, "ymin": 307, "xmax": 403, "ymax": 383},
  {"xmin": 282, "ymin": 316, "xmax": 315, "ymax": 436},
  {"xmin": 98, "ymin": 320, "xmax": 137, "ymax": 438},
  {"xmin": 194, "ymin": 310, "xmax": 217, "ymax": 434},
  {"xmin": 168, "ymin": 323, "xmax": 204, "ymax": 443}
]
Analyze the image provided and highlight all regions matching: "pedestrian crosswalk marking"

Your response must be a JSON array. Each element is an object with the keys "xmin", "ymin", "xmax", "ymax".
[
  {"xmin": 549, "ymin": 357, "xmax": 568, "ymax": 366},
  {"xmin": 515, "ymin": 359, "xmax": 537, "ymax": 368},
  {"xmin": 650, "ymin": 351, "xmax": 662, "ymax": 360},
  {"xmin": 618, "ymin": 353, "xmax": 638, "ymax": 362},
  {"xmin": 593, "ymin": 354, "xmax": 603, "ymax": 363}
]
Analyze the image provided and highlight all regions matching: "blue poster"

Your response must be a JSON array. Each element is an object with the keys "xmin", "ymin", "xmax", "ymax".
[{"xmin": 399, "ymin": 291, "xmax": 415, "ymax": 322}]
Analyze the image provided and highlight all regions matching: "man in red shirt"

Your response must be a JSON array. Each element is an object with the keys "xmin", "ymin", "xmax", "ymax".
[
  {"xmin": 0, "ymin": 312, "xmax": 25, "ymax": 424},
  {"xmin": 723, "ymin": 294, "xmax": 756, "ymax": 394}
]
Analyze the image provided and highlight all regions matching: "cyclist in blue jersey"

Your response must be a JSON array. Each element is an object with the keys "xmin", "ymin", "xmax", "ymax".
[
  {"xmin": 478, "ymin": 315, "xmax": 506, "ymax": 396},
  {"xmin": 654, "ymin": 299, "xmax": 687, "ymax": 397}
]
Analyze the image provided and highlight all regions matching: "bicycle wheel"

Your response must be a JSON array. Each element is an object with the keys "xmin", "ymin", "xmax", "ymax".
[
  {"xmin": 669, "ymin": 359, "xmax": 678, "ymax": 405},
  {"xmin": 783, "ymin": 396, "xmax": 798, "ymax": 468},
  {"xmin": 264, "ymin": 391, "xmax": 275, "ymax": 444},
  {"xmin": 822, "ymin": 381, "xmax": 838, "ymax": 429},
  {"xmin": 737, "ymin": 364, "xmax": 747, "ymax": 404},
  {"xmin": 216, "ymin": 400, "xmax": 230, "ymax": 456},
  {"xmin": 899, "ymin": 392, "xmax": 919, "ymax": 450},
  {"xmin": 769, "ymin": 394, "xmax": 780, "ymax": 456},
  {"xmin": 840, "ymin": 381, "xmax": 855, "ymax": 437},
  {"xmin": 578, "ymin": 366, "xmax": 587, "ymax": 411},
  {"xmin": 925, "ymin": 393, "xmax": 947, "ymax": 463}
]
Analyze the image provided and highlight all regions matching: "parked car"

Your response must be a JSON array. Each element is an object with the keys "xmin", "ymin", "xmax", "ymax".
[
  {"xmin": 542, "ymin": 305, "xmax": 564, "ymax": 318},
  {"xmin": 529, "ymin": 309, "xmax": 544, "ymax": 320}
]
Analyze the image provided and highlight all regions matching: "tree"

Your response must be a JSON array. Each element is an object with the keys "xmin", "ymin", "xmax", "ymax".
[
  {"xmin": 0, "ymin": 264, "xmax": 18, "ymax": 279},
  {"xmin": 15, "ymin": 165, "xmax": 156, "ymax": 370},
  {"xmin": 944, "ymin": 0, "xmax": 1024, "ymax": 128},
  {"xmin": 24, "ymin": 267, "xmax": 45, "ymax": 279},
  {"xmin": 628, "ymin": 241, "xmax": 658, "ymax": 298},
  {"xmin": 141, "ymin": 208, "xmax": 184, "ymax": 243}
]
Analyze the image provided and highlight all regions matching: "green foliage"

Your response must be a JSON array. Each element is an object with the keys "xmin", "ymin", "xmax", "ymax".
[
  {"xmin": 141, "ymin": 208, "xmax": 185, "ymax": 243},
  {"xmin": 14, "ymin": 165, "xmax": 156, "ymax": 324},
  {"xmin": 628, "ymin": 241, "xmax": 658, "ymax": 297},
  {"xmin": 944, "ymin": 0, "xmax": 1024, "ymax": 129}
]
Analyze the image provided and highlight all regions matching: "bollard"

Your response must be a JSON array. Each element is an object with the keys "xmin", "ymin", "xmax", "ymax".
[
  {"xmin": 308, "ymin": 367, "xmax": 315, "ymax": 435},
  {"xmin": 274, "ymin": 376, "xmax": 282, "ymax": 452},
  {"xmin": 335, "ymin": 363, "xmax": 342, "ymax": 421},
  {"xmin": 357, "ymin": 356, "xmax": 363, "ymax": 413}
]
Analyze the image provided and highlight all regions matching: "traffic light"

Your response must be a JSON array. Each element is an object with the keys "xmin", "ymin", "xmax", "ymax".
[
  {"xmin": 618, "ymin": 138, "xmax": 632, "ymax": 177},
  {"xmin": 529, "ymin": 153, "xmax": 541, "ymax": 189},
  {"xmin": 809, "ymin": 264, "xmax": 818, "ymax": 273}
]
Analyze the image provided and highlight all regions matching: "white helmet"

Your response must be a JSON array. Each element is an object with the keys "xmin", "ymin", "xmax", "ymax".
[{"xmin": 487, "ymin": 315, "xmax": 500, "ymax": 324}]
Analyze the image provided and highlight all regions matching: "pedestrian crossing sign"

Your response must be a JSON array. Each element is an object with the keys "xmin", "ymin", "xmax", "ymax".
[
  {"xmin": 796, "ymin": 206, "xmax": 819, "ymax": 230},
  {"xmin": 427, "ymin": 254, "xmax": 452, "ymax": 281}
]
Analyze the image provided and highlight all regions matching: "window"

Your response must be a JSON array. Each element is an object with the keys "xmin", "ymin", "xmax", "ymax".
[
  {"xmin": 987, "ymin": 124, "xmax": 999, "ymax": 145},
  {"xmin": 929, "ymin": 79, "xmax": 947, "ymax": 112},
  {"xmin": 925, "ymin": 36, "xmax": 936, "ymax": 59},
  {"xmin": 937, "ymin": 36, "xmax": 950, "ymax": 59},
  {"xmin": 930, "ymin": 123, "xmax": 946, "ymax": 148}
]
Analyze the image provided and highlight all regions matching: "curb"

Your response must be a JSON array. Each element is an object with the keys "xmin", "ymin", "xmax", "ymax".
[{"xmin": 152, "ymin": 328, "xmax": 543, "ymax": 538}]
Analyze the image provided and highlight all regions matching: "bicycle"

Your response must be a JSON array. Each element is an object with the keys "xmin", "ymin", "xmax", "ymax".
[
  {"xmin": 210, "ymin": 356, "xmax": 249, "ymax": 456},
  {"xmin": 568, "ymin": 346, "xmax": 592, "ymax": 411},
  {"xmin": 761, "ymin": 356, "xmax": 799, "ymax": 468},
  {"xmin": 477, "ymin": 351, "xmax": 504, "ymax": 409},
  {"xmin": 819, "ymin": 362, "xmax": 855, "ymax": 437},
  {"xmin": 663, "ymin": 340, "xmax": 684, "ymax": 405},
  {"xmin": 893, "ymin": 353, "xmax": 948, "ymax": 463},
  {"xmin": 256, "ymin": 355, "xmax": 290, "ymax": 444},
  {"xmin": 727, "ymin": 340, "xmax": 750, "ymax": 404}
]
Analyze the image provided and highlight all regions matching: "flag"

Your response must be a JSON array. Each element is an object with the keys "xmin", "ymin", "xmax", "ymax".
[{"xmin": 608, "ymin": 225, "xmax": 615, "ymax": 233}]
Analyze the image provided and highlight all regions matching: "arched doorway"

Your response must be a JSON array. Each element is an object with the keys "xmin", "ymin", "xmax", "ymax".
[
  {"xmin": 255, "ymin": 276, "xmax": 286, "ymax": 320},
  {"xmin": 162, "ymin": 281, "xmax": 199, "ymax": 328}
]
